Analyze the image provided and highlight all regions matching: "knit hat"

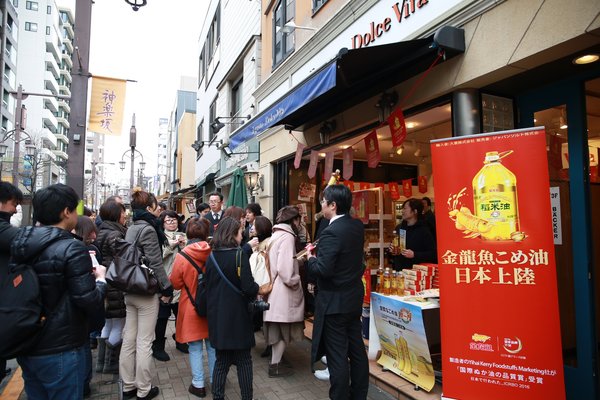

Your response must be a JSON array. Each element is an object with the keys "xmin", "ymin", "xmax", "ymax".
[{"xmin": 276, "ymin": 205, "xmax": 300, "ymax": 224}]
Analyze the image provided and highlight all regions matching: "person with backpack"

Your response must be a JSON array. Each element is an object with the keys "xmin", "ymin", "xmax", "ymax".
[
  {"xmin": 94, "ymin": 200, "xmax": 128, "ymax": 375},
  {"xmin": 120, "ymin": 188, "xmax": 173, "ymax": 400},
  {"xmin": 4, "ymin": 183, "xmax": 107, "ymax": 399},
  {"xmin": 0, "ymin": 181, "xmax": 23, "ymax": 384},
  {"xmin": 170, "ymin": 217, "xmax": 215, "ymax": 398}
]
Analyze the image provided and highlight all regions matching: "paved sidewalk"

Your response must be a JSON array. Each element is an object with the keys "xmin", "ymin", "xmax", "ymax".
[{"xmin": 14, "ymin": 321, "xmax": 394, "ymax": 400}]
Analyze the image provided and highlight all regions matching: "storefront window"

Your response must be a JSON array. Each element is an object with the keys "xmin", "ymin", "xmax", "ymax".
[{"xmin": 534, "ymin": 105, "xmax": 577, "ymax": 367}]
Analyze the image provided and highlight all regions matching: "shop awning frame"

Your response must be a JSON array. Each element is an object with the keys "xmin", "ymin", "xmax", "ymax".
[
  {"xmin": 229, "ymin": 26, "xmax": 464, "ymax": 149},
  {"xmin": 277, "ymin": 26, "xmax": 465, "ymax": 132}
]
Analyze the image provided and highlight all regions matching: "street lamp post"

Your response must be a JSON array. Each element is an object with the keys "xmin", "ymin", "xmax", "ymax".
[{"xmin": 119, "ymin": 114, "xmax": 145, "ymax": 196}]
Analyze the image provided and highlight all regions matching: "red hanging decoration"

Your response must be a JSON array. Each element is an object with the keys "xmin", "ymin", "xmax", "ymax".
[
  {"xmin": 402, "ymin": 179, "xmax": 413, "ymax": 198},
  {"xmin": 324, "ymin": 151, "xmax": 334, "ymax": 178},
  {"xmin": 307, "ymin": 150, "xmax": 319, "ymax": 178},
  {"xmin": 294, "ymin": 143, "xmax": 306, "ymax": 169},
  {"xmin": 388, "ymin": 108, "xmax": 407, "ymax": 147},
  {"xmin": 418, "ymin": 176, "xmax": 428, "ymax": 193},
  {"xmin": 343, "ymin": 147, "xmax": 354, "ymax": 180},
  {"xmin": 364, "ymin": 130, "xmax": 381, "ymax": 168},
  {"xmin": 389, "ymin": 182, "xmax": 400, "ymax": 200}
]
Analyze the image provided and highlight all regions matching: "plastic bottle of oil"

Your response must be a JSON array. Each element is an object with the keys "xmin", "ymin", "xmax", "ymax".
[
  {"xmin": 376, "ymin": 266, "xmax": 384, "ymax": 293},
  {"xmin": 391, "ymin": 231, "xmax": 400, "ymax": 255},
  {"xmin": 383, "ymin": 268, "xmax": 391, "ymax": 295},
  {"xmin": 390, "ymin": 271, "xmax": 398, "ymax": 295},
  {"xmin": 472, "ymin": 151, "xmax": 519, "ymax": 240}
]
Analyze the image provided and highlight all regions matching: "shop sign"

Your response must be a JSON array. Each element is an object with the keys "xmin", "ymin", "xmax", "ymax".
[
  {"xmin": 324, "ymin": 151, "xmax": 334, "ymax": 176},
  {"xmin": 431, "ymin": 127, "xmax": 565, "ymax": 400},
  {"xmin": 549, "ymin": 187, "xmax": 562, "ymax": 245},
  {"xmin": 349, "ymin": 0, "xmax": 473, "ymax": 50}
]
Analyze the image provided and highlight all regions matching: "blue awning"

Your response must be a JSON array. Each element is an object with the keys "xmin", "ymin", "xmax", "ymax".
[
  {"xmin": 230, "ymin": 26, "xmax": 465, "ymax": 150},
  {"xmin": 229, "ymin": 62, "xmax": 337, "ymax": 149}
]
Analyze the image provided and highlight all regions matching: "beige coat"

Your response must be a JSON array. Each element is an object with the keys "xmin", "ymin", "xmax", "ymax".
[{"xmin": 263, "ymin": 224, "xmax": 305, "ymax": 323}]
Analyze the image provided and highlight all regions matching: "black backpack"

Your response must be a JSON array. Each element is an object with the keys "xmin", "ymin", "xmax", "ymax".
[
  {"xmin": 178, "ymin": 251, "xmax": 207, "ymax": 317},
  {"xmin": 0, "ymin": 239, "xmax": 61, "ymax": 359}
]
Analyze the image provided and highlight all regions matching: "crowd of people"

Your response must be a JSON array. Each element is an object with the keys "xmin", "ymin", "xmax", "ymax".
[{"xmin": 0, "ymin": 178, "xmax": 437, "ymax": 400}]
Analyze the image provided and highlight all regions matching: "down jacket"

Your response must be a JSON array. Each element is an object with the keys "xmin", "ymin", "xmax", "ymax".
[
  {"xmin": 95, "ymin": 221, "xmax": 127, "ymax": 319},
  {"xmin": 10, "ymin": 226, "xmax": 106, "ymax": 356},
  {"xmin": 169, "ymin": 241, "xmax": 211, "ymax": 344}
]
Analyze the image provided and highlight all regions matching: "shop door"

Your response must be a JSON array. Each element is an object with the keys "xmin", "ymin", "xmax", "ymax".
[{"xmin": 517, "ymin": 80, "xmax": 597, "ymax": 400}]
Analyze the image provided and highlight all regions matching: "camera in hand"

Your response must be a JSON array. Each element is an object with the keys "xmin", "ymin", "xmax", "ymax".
[{"xmin": 248, "ymin": 299, "xmax": 270, "ymax": 313}]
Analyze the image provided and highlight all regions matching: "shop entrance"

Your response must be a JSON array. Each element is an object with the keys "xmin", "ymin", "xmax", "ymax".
[{"xmin": 517, "ymin": 78, "xmax": 599, "ymax": 399}]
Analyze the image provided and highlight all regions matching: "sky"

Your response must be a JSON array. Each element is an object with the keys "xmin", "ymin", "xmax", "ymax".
[{"xmin": 61, "ymin": 0, "xmax": 209, "ymax": 178}]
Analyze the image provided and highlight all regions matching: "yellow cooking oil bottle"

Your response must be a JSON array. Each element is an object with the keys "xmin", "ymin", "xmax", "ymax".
[{"xmin": 472, "ymin": 151, "xmax": 519, "ymax": 240}]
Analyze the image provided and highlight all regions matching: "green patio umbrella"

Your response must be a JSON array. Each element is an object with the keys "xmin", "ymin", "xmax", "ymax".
[{"xmin": 226, "ymin": 167, "xmax": 249, "ymax": 209}]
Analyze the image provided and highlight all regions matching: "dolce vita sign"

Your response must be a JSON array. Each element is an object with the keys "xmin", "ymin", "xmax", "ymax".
[{"xmin": 349, "ymin": 0, "xmax": 477, "ymax": 49}]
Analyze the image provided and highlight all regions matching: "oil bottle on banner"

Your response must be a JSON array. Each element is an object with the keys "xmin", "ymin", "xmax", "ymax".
[{"xmin": 472, "ymin": 151, "xmax": 519, "ymax": 240}]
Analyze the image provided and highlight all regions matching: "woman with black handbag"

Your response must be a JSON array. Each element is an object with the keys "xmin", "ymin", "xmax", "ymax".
[
  {"xmin": 205, "ymin": 216, "xmax": 269, "ymax": 400},
  {"xmin": 120, "ymin": 188, "xmax": 173, "ymax": 400}
]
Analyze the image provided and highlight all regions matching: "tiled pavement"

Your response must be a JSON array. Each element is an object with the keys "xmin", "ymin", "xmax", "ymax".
[{"xmin": 14, "ymin": 321, "xmax": 396, "ymax": 400}]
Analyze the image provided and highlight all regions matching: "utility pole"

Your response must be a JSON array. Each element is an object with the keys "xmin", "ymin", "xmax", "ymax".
[
  {"xmin": 66, "ymin": 0, "xmax": 93, "ymax": 197},
  {"xmin": 10, "ymin": 85, "xmax": 26, "ymax": 185}
]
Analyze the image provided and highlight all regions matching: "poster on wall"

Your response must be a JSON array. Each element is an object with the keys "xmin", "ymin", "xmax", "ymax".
[
  {"xmin": 430, "ymin": 127, "xmax": 565, "ymax": 400},
  {"xmin": 370, "ymin": 293, "xmax": 436, "ymax": 391}
]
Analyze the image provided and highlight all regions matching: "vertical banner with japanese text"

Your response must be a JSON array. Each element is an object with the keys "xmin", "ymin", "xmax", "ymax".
[
  {"xmin": 430, "ymin": 127, "xmax": 565, "ymax": 400},
  {"xmin": 88, "ymin": 76, "xmax": 127, "ymax": 136}
]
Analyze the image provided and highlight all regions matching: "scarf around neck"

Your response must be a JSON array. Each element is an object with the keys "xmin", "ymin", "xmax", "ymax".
[{"xmin": 132, "ymin": 209, "xmax": 167, "ymax": 246}]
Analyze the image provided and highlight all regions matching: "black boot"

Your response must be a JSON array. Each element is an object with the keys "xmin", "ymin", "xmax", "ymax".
[
  {"xmin": 153, "ymin": 317, "xmax": 170, "ymax": 361},
  {"xmin": 95, "ymin": 338, "xmax": 106, "ymax": 373},
  {"xmin": 152, "ymin": 337, "xmax": 170, "ymax": 362},
  {"xmin": 103, "ymin": 341, "xmax": 121, "ymax": 374}
]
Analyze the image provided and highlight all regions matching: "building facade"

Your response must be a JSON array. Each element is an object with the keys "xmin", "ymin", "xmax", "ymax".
[
  {"xmin": 196, "ymin": 0, "xmax": 600, "ymax": 398},
  {"xmin": 195, "ymin": 0, "xmax": 262, "ymax": 201}
]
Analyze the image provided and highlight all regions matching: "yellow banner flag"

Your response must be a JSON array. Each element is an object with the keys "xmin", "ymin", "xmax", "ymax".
[{"xmin": 88, "ymin": 76, "xmax": 126, "ymax": 136}]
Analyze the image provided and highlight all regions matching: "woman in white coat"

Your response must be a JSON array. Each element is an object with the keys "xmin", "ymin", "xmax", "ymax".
[{"xmin": 264, "ymin": 206, "xmax": 305, "ymax": 378}]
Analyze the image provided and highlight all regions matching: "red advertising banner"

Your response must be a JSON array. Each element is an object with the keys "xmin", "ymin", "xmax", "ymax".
[
  {"xmin": 402, "ymin": 179, "xmax": 413, "ymax": 197},
  {"xmin": 388, "ymin": 107, "xmax": 407, "ymax": 147},
  {"xmin": 307, "ymin": 150, "xmax": 319, "ymax": 179},
  {"xmin": 364, "ymin": 129, "xmax": 381, "ymax": 168},
  {"xmin": 343, "ymin": 147, "xmax": 354, "ymax": 180},
  {"xmin": 430, "ymin": 127, "xmax": 565, "ymax": 400},
  {"xmin": 418, "ymin": 175, "xmax": 428, "ymax": 193}
]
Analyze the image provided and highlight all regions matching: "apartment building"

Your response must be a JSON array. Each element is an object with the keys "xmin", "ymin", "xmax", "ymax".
[
  {"xmin": 11, "ymin": 0, "xmax": 74, "ymax": 193},
  {"xmin": 195, "ymin": 0, "xmax": 262, "ymax": 201},
  {"xmin": 0, "ymin": 0, "xmax": 18, "ymax": 150}
]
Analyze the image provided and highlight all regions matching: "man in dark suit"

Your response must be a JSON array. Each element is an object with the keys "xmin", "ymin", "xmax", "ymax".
[
  {"xmin": 204, "ymin": 191, "xmax": 224, "ymax": 236},
  {"xmin": 306, "ymin": 184, "xmax": 368, "ymax": 400}
]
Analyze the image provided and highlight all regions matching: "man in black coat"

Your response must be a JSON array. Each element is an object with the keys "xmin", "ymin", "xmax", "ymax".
[
  {"xmin": 0, "ymin": 182, "xmax": 23, "ymax": 383},
  {"xmin": 10, "ymin": 184, "xmax": 107, "ymax": 399},
  {"xmin": 306, "ymin": 184, "xmax": 369, "ymax": 400},
  {"xmin": 204, "ymin": 191, "xmax": 224, "ymax": 236}
]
